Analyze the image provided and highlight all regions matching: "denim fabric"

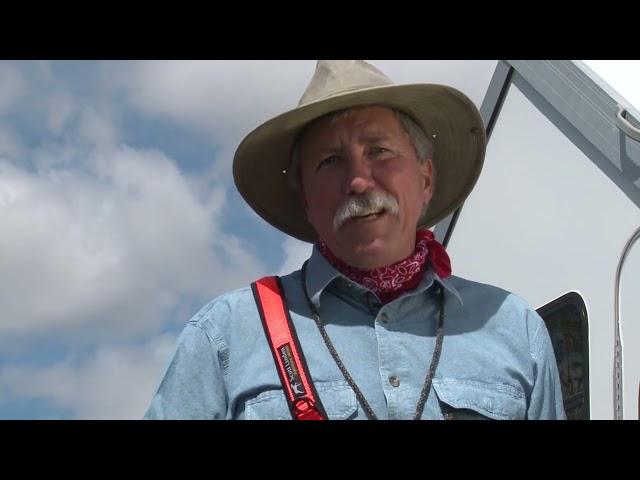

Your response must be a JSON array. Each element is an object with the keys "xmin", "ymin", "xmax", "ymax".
[{"xmin": 145, "ymin": 245, "xmax": 566, "ymax": 420}]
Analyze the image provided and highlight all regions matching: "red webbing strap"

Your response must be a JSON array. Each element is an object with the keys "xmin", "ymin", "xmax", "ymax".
[{"xmin": 251, "ymin": 276, "xmax": 327, "ymax": 420}]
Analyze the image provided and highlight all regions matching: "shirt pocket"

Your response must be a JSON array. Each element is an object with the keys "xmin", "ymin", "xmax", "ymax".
[
  {"xmin": 244, "ymin": 380, "xmax": 358, "ymax": 420},
  {"xmin": 432, "ymin": 378, "xmax": 526, "ymax": 420}
]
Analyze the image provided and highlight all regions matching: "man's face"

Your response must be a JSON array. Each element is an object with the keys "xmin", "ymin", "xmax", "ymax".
[{"xmin": 299, "ymin": 106, "xmax": 434, "ymax": 269}]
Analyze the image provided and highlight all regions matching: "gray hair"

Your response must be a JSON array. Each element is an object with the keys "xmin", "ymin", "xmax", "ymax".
[{"xmin": 287, "ymin": 107, "xmax": 434, "ymax": 191}]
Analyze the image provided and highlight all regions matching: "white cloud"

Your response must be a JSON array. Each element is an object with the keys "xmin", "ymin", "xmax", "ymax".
[
  {"xmin": 103, "ymin": 60, "xmax": 316, "ymax": 180},
  {"xmin": 0, "ymin": 333, "xmax": 178, "ymax": 419},
  {"xmin": 0, "ymin": 123, "xmax": 23, "ymax": 159},
  {"xmin": 109, "ymin": 60, "xmax": 313, "ymax": 142},
  {"xmin": 77, "ymin": 106, "xmax": 119, "ymax": 149},
  {"xmin": 277, "ymin": 236, "xmax": 313, "ymax": 276},
  {"xmin": 46, "ymin": 90, "xmax": 75, "ymax": 135},
  {"xmin": 0, "ymin": 63, "xmax": 25, "ymax": 113},
  {"xmin": 0, "ymin": 61, "xmax": 273, "ymax": 350},
  {"xmin": 0, "ymin": 145, "xmax": 268, "ymax": 345}
]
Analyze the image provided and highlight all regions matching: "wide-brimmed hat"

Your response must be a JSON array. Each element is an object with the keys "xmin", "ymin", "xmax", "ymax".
[{"xmin": 233, "ymin": 60, "xmax": 486, "ymax": 243}]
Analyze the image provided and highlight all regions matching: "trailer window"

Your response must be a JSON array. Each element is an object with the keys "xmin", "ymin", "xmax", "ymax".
[{"xmin": 537, "ymin": 292, "xmax": 590, "ymax": 420}]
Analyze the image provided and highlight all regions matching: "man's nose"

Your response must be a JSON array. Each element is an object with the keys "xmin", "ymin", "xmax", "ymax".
[{"xmin": 342, "ymin": 152, "xmax": 375, "ymax": 195}]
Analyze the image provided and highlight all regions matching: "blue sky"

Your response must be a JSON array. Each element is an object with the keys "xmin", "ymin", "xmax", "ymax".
[{"xmin": 0, "ymin": 60, "xmax": 498, "ymax": 418}]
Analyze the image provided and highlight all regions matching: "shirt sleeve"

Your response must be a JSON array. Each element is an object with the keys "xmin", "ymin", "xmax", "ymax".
[
  {"xmin": 526, "ymin": 310, "xmax": 567, "ymax": 420},
  {"xmin": 144, "ymin": 321, "xmax": 227, "ymax": 419}
]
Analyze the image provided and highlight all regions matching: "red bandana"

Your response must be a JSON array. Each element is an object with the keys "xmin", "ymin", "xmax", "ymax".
[{"xmin": 317, "ymin": 230, "xmax": 452, "ymax": 304}]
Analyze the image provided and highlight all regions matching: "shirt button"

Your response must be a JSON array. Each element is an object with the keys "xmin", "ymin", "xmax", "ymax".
[{"xmin": 389, "ymin": 375, "xmax": 400, "ymax": 387}]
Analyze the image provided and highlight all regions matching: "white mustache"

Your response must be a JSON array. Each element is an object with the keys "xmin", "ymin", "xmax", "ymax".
[{"xmin": 333, "ymin": 191, "xmax": 399, "ymax": 231}]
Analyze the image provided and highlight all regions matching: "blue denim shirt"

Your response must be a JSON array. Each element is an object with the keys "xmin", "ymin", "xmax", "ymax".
[{"xmin": 145, "ymin": 245, "xmax": 566, "ymax": 420}]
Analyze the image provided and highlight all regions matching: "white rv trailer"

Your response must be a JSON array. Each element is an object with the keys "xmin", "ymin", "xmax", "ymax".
[{"xmin": 433, "ymin": 60, "xmax": 640, "ymax": 420}]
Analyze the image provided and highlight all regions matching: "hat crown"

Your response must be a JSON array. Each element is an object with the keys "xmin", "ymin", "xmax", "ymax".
[{"xmin": 298, "ymin": 60, "xmax": 394, "ymax": 107}]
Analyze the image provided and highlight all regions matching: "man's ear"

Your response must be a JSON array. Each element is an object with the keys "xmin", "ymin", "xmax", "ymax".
[{"xmin": 420, "ymin": 158, "xmax": 434, "ymax": 202}]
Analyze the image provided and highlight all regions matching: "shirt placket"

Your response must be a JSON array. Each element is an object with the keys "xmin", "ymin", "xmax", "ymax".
[{"xmin": 375, "ymin": 301, "xmax": 412, "ymax": 419}]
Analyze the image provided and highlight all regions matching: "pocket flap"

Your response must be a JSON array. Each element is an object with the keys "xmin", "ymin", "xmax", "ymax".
[
  {"xmin": 433, "ymin": 378, "xmax": 526, "ymax": 420},
  {"xmin": 245, "ymin": 380, "xmax": 358, "ymax": 420}
]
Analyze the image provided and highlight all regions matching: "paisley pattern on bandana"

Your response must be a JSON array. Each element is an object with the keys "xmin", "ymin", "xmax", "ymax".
[{"xmin": 318, "ymin": 230, "xmax": 452, "ymax": 304}]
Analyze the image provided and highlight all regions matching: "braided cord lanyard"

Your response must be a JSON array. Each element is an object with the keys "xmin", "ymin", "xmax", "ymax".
[{"xmin": 301, "ymin": 261, "xmax": 445, "ymax": 420}]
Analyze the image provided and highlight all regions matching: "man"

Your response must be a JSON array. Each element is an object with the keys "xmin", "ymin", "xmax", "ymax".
[{"xmin": 145, "ymin": 60, "xmax": 566, "ymax": 420}]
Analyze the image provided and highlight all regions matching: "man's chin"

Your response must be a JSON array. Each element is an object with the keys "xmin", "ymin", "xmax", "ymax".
[{"xmin": 333, "ymin": 236, "xmax": 393, "ymax": 270}]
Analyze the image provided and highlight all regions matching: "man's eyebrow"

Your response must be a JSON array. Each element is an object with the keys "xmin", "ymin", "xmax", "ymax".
[
  {"xmin": 361, "ymin": 132, "xmax": 393, "ymax": 143},
  {"xmin": 303, "ymin": 132, "xmax": 394, "ymax": 156},
  {"xmin": 308, "ymin": 145, "xmax": 341, "ymax": 157}
]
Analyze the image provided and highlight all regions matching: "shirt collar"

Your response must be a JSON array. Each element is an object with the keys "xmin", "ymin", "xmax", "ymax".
[
  {"xmin": 420, "ymin": 266, "xmax": 464, "ymax": 307},
  {"xmin": 304, "ymin": 244, "xmax": 463, "ymax": 309}
]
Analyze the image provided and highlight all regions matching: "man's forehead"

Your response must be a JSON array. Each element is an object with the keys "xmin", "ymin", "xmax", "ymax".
[{"xmin": 301, "ymin": 106, "xmax": 400, "ymax": 146}]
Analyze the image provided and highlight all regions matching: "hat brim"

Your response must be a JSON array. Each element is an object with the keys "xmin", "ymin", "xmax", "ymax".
[{"xmin": 233, "ymin": 83, "xmax": 486, "ymax": 243}]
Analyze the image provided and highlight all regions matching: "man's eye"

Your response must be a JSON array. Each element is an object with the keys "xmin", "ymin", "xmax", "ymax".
[
  {"xmin": 370, "ymin": 146, "xmax": 390, "ymax": 155},
  {"xmin": 317, "ymin": 155, "xmax": 340, "ymax": 170}
]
